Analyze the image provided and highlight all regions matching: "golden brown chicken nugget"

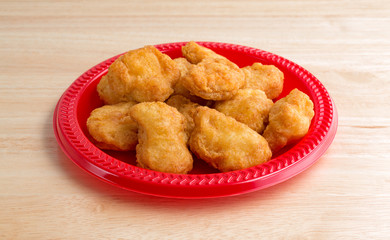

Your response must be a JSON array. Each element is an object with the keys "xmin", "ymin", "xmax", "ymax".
[
  {"xmin": 86, "ymin": 102, "xmax": 138, "ymax": 151},
  {"xmin": 214, "ymin": 89, "xmax": 273, "ymax": 133},
  {"xmin": 174, "ymin": 57, "xmax": 192, "ymax": 77},
  {"xmin": 172, "ymin": 58, "xmax": 213, "ymax": 105},
  {"xmin": 97, "ymin": 46, "xmax": 180, "ymax": 104},
  {"xmin": 242, "ymin": 62, "xmax": 284, "ymax": 99},
  {"xmin": 189, "ymin": 107, "xmax": 272, "ymax": 172},
  {"xmin": 96, "ymin": 75, "xmax": 120, "ymax": 105},
  {"xmin": 263, "ymin": 89, "xmax": 315, "ymax": 153},
  {"xmin": 182, "ymin": 57, "xmax": 245, "ymax": 101},
  {"xmin": 130, "ymin": 102, "xmax": 193, "ymax": 174},
  {"xmin": 166, "ymin": 95, "xmax": 200, "ymax": 137},
  {"xmin": 182, "ymin": 41, "xmax": 225, "ymax": 64},
  {"xmin": 172, "ymin": 58, "xmax": 197, "ymax": 98}
]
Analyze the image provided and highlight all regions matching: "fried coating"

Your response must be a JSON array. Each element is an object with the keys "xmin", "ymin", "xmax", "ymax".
[
  {"xmin": 182, "ymin": 41, "xmax": 225, "ymax": 64},
  {"xmin": 242, "ymin": 62, "xmax": 284, "ymax": 99},
  {"xmin": 130, "ymin": 102, "xmax": 193, "ymax": 174},
  {"xmin": 189, "ymin": 107, "xmax": 272, "ymax": 172},
  {"xmin": 174, "ymin": 57, "xmax": 192, "ymax": 77},
  {"xmin": 182, "ymin": 57, "xmax": 245, "ymax": 100},
  {"xmin": 96, "ymin": 75, "xmax": 118, "ymax": 105},
  {"xmin": 172, "ymin": 58, "xmax": 213, "ymax": 105},
  {"xmin": 173, "ymin": 58, "xmax": 199, "ymax": 98},
  {"xmin": 172, "ymin": 58, "xmax": 192, "ymax": 99},
  {"xmin": 86, "ymin": 102, "xmax": 138, "ymax": 151},
  {"xmin": 166, "ymin": 95, "xmax": 200, "ymax": 137},
  {"xmin": 263, "ymin": 89, "xmax": 315, "ymax": 153},
  {"xmin": 214, "ymin": 89, "xmax": 273, "ymax": 133},
  {"xmin": 97, "ymin": 45, "xmax": 180, "ymax": 104}
]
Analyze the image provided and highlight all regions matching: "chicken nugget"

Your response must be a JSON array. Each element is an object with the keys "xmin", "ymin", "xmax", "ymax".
[
  {"xmin": 86, "ymin": 102, "xmax": 138, "ymax": 151},
  {"xmin": 173, "ymin": 58, "xmax": 199, "ymax": 98},
  {"xmin": 242, "ymin": 62, "xmax": 284, "ymax": 99},
  {"xmin": 130, "ymin": 102, "xmax": 193, "ymax": 174},
  {"xmin": 166, "ymin": 95, "xmax": 200, "ymax": 137},
  {"xmin": 214, "ymin": 89, "xmax": 273, "ymax": 133},
  {"xmin": 182, "ymin": 57, "xmax": 245, "ymax": 101},
  {"xmin": 97, "ymin": 45, "xmax": 180, "ymax": 104},
  {"xmin": 95, "ymin": 75, "xmax": 119, "ymax": 105},
  {"xmin": 189, "ymin": 107, "xmax": 272, "ymax": 172},
  {"xmin": 172, "ymin": 57, "xmax": 192, "ymax": 99},
  {"xmin": 172, "ymin": 58, "xmax": 213, "ymax": 105},
  {"xmin": 263, "ymin": 89, "xmax": 315, "ymax": 153},
  {"xmin": 174, "ymin": 57, "xmax": 192, "ymax": 77},
  {"xmin": 182, "ymin": 41, "xmax": 225, "ymax": 64}
]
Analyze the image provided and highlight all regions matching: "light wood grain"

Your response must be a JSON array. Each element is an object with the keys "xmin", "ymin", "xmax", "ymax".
[{"xmin": 1, "ymin": 0, "xmax": 390, "ymax": 239}]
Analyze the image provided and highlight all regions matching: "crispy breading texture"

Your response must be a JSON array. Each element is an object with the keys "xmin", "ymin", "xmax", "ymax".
[
  {"xmin": 242, "ymin": 62, "xmax": 284, "ymax": 99},
  {"xmin": 174, "ymin": 57, "xmax": 192, "ymax": 78},
  {"xmin": 182, "ymin": 57, "xmax": 245, "ymax": 100},
  {"xmin": 182, "ymin": 41, "xmax": 225, "ymax": 64},
  {"xmin": 172, "ymin": 58, "xmax": 211, "ymax": 105},
  {"xmin": 189, "ymin": 107, "xmax": 272, "ymax": 172},
  {"xmin": 130, "ymin": 102, "xmax": 193, "ymax": 174},
  {"xmin": 96, "ymin": 75, "xmax": 118, "ymax": 105},
  {"xmin": 97, "ymin": 45, "xmax": 180, "ymax": 104},
  {"xmin": 166, "ymin": 95, "xmax": 200, "ymax": 137},
  {"xmin": 214, "ymin": 89, "xmax": 273, "ymax": 133},
  {"xmin": 86, "ymin": 102, "xmax": 138, "ymax": 151},
  {"xmin": 172, "ymin": 58, "xmax": 193, "ymax": 99},
  {"xmin": 263, "ymin": 88, "xmax": 315, "ymax": 153}
]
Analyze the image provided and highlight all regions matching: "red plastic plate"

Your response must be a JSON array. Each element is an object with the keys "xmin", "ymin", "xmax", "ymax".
[{"xmin": 53, "ymin": 42, "xmax": 337, "ymax": 198}]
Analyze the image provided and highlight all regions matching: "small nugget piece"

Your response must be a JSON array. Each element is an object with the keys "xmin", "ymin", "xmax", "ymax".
[
  {"xmin": 242, "ymin": 62, "xmax": 284, "ymax": 99},
  {"xmin": 172, "ymin": 57, "xmax": 214, "ymax": 106},
  {"xmin": 97, "ymin": 46, "xmax": 180, "ymax": 104},
  {"xmin": 174, "ymin": 57, "xmax": 192, "ymax": 78},
  {"xmin": 182, "ymin": 57, "xmax": 245, "ymax": 101},
  {"xmin": 172, "ymin": 58, "xmax": 193, "ymax": 99},
  {"xmin": 189, "ymin": 107, "xmax": 272, "ymax": 172},
  {"xmin": 130, "ymin": 102, "xmax": 193, "ymax": 174},
  {"xmin": 182, "ymin": 41, "xmax": 225, "ymax": 64},
  {"xmin": 263, "ymin": 89, "xmax": 315, "ymax": 153},
  {"xmin": 166, "ymin": 95, "xmax": 200, "ymax": 137},
  {"xmin": 96, "ymin": 75, "xmax": 119, "ymax": 105},
  {"xmin": 87, "ymin": 102, "xmax": 138, "ymax": 151},
  {"xmin": 214, "ymin": 89, "xmax": 273, "ymax": 133}
]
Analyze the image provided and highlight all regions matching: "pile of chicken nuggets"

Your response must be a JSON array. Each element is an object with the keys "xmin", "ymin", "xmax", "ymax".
[{"xmin": 87, "ymin": 41, "xmax": 314, "ymax": 174}]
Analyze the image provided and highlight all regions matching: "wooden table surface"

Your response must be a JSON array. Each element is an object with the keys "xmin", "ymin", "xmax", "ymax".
[{"xmin": 1, "ymin": 0, "xmax": 389, "ymax": 239}]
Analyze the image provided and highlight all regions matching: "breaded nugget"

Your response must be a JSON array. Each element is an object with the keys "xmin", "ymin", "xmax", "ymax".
[
  {"xmin": 242, "ymin": 62, "xmax": 284, "ymax": 99},
  {"xmin": 214, "ymin": 89, "xmax": 273, "ymax": 133},
  {"xmin": 173, "ymin": 58, "xmax": 213, "ymax": 105},
  {"xmin": 182, "ymin": 41, "xmax": 225, "ymax": 64},
  {"xmin": 172, "ymin": 58, "xmax": 193, "ymax": 99},
  {"xmin": 172, "ymin": 58, "xmax": 198, "ymax": 99},
  {"xmin": 263, "ymin": 89, "xmax": 315, "ymax": 153},
  {"xmin": 166, "ymin": 95, "xmax": 200, "ymax": 137},
  {"xmin": 96, "ymin": 75, "xmax": 119, "ymax": 105},
  {"xmin": 182, "ymin": 57, "xmax": 245, "ymax": 100},
  {"xmin": 130, "ymin": 102, "xmax": 193, "ymax": 174},
  {"xmin": 189, "ymin": 107, "xmax": 272, "ymax": 172},
  {"xmin": 86, "ymin": 102, "xmax": 138, "ymax": 151},
  {"xmin": 97, "ymin": 45, "xmax": 180, "ymax": 104},
  {"xmin": 174, "ymin": 57, "xmax": 192, "ymax": 77}
]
